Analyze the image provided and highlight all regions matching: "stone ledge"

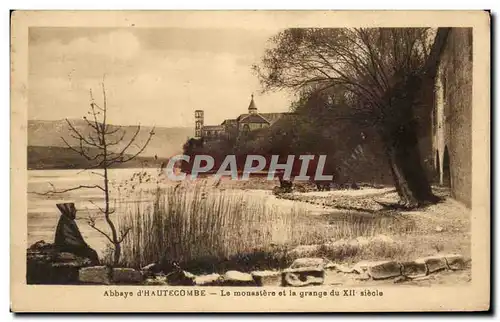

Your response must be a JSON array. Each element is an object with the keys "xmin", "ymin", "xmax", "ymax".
[
  {"xmin": 401, "ymin": 261, "xmax": 428, "ymax": 278},
  {"xmin": 79, "ymin": 266, "xmax": 111, "ymax": 285},
  {"xmin": 415, "ymin": 256, "xmax": 448, "ymax": 274},
  {"xmin": 251, "ymin": 270, "xmax": 282, "ymax": 286},
  {"xmin": 73, "ymin": 253, "xmax": 469, "ymax": 286},
  {"xmin": 112, "ymin": 268, "xmax": 144, "ymax": 284}
]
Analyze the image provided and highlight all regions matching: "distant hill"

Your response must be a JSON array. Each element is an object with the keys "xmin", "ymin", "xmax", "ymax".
[
  {"xmin": 28, "ymin": 119, "xmax": 193, "ymax": 158},
  {"xmin": 28, "ymin": 119, "xmax": 193, "ymax": 170},
  {"xmin": 28, "ymin": 146, "xmax": 170, "ymax": 170}
]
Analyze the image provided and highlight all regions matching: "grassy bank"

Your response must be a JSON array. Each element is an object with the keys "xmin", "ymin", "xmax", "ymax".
[
  {"xmin": 108, "ymin": 182, "xmax": 472, "ymax": 274},
  {"xmin": 118, "ymin": 183, "xmax": 310, "ymax": 271}
]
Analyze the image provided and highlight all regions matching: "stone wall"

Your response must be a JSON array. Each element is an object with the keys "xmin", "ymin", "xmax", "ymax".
[
  {"xmin": 433, "ymin": 28, "xmax": 473, "ymax": 207},
  {"xmin": 27, "ymin": 239, "xmax": 469, "ymax": 286},
  {"xmin": 77, "ymin": 253, "xmax": 468, "ymax": 287}
]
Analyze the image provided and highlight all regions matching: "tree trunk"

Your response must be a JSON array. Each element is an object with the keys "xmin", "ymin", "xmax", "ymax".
[
  {"xmin": 382, "ymin": 119, "xmax": 438, "ymax": 208},
  {"xmin": 113, "ymin": 242, "xmax": 121, "ymax": 266},
  {"xmin": 385, "ymin": 147, "xmax": 417, "ymax": 207},
  {"xmin": 379, "ymin": 45, "xmax": 446, "ymax": 208},
  {"xmin": 103, "ymin": 159, "xmax": 120, "ymax": 266}
]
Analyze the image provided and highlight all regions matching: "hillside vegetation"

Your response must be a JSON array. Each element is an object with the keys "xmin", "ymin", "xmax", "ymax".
[
  {"xmin": 28, "ymin": 119, "xmax": 192, "ymax": 170},
  {"xmin": 27, "ymin": 146, "xmax": 169, "ymax": 170},
  {"xmin": 28, "ymin": 119, "xmax": 192, "ymax": 158}
]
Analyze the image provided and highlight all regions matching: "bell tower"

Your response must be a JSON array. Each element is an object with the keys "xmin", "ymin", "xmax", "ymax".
[
  {"xmin": 195, "ymin": 110, "xmax": 204, "ymax": 138},
  {"xmin": 248, "ymin": 94, "xmax": 257, "ymax": 114}
]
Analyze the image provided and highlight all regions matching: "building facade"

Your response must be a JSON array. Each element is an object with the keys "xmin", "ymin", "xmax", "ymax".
[
  {"xmin": 194, "ymin": 110, "xmax": 204, "ymax": 139},
  {"xmin": 432, "ymin": 28, "xmax": 473, "ymax": 207},
  {"xmin": 194, "ymin": 94, "xmax": 290, "ymax": 140}
]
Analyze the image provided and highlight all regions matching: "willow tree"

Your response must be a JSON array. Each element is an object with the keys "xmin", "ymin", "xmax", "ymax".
[{"xmin": 254, "ymin": 28, "xmax": 450, "ymax": 208}]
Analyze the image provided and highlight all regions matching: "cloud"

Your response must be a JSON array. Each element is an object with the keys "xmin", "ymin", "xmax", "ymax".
[
  {"xmin": 33, "ymin": 30, "xmax": 141, "ymax": 63},
  {"xmin": 28, "ymin": 29, "xmax": 292, "ymax": 127}
]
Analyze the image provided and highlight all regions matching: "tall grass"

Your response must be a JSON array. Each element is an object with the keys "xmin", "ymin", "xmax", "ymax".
[
  {"xmin": 117, "ymin": 182, "xmax": 417, "ymax": 270},
  {"xmin": 118, "ymin": 183, "xmax": 308, "ymax": 268}
]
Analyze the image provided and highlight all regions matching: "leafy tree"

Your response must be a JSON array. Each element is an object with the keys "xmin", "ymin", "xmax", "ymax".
[{"xmin": 254, "ymin": 28, "xmax": 450, "ymax": 207}]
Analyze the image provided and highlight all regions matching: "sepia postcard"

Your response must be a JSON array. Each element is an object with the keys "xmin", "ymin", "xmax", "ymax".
[{"xmin": 10, "ymin": 10, "xmax": 490, "ymax": 312}]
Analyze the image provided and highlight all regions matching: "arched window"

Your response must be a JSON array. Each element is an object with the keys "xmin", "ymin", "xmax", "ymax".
[
  {"xmin": 435, "ymin": 150, "xmax": 440, "ymax": 183},
  {"xmin": 442, "ymin": 146, "xmax": 451, "ymax": 188}
]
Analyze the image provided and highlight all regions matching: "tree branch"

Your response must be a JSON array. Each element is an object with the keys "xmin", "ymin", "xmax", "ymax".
[
  {"xmin": 106, "ymin": 129, "xmax": 127, "ymax": 146},
  {"xmin": 113, "ymin": 128, "xmax": 155, "ymax": 164},
  {"xmin": 60, "ymin": 136, "xmax": 92, "ymax": 161},
  {"xmin": 33, "ymin": 184, "xmax": 106, "ymax": 195},
  {"xmin": 88, "ymin": 216, "xmax": 114, "ymax": 244},
  {"xmin": 117, "ymin": 227, "xmax": 132, "ymax": 243}
]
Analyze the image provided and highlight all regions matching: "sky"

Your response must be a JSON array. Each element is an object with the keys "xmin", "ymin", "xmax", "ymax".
[{"xmin": 28, "ymin": 27, "xmax": 293, "ymax": 127}]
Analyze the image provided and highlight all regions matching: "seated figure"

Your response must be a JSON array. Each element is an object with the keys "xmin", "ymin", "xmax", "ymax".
[{"xmin": 54, "ymin": 203, "xmax": 100, "ymax": 265}]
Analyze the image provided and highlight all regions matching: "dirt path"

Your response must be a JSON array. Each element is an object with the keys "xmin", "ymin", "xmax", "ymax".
[
  {"xmin": 244, "ymin": 187, "xmax": 396, "ymax": 215},
  {"xmin": 260, "ymin": 186, "xmax": 472, "ymax": 286}
]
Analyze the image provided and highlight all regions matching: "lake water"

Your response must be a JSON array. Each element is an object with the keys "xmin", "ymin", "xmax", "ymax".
[
  {"xmin": 28, "ymin": 168, "xmax": 170, "ymax": 256},
  {"xmin": 27, "ymin": 168, "xmax": 330, "ymax": 257}
]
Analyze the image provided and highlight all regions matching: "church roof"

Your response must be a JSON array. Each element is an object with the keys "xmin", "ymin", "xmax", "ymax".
[
  {"xmin": 238, "ymin": 113, "xmax": 271, "ymax": 124},
  {"xmin": 236, "ymin": 112, "xmax": 292, "ymax": 123},
  {"xmin": 248, "ymin": 94, "xmax": 257, "ymax": 110},
  {"xmin": 221, "ymin": 119, "xmax": 237, "ymax": 126},
  {"xmin": 260, "ymin": 112, "xmax": 288, "ymax": 124}
]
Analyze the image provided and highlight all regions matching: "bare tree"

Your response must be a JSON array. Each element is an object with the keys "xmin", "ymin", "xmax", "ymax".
[
  {"xmin": 41, "ymin": 82, "xmax": 155, "ymax": 265},
  {"xmin": 254, "ymin": 28, "xmax": 450, "ymax": 208}
]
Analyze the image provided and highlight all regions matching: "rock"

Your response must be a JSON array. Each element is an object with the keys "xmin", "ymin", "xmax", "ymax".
[
  {"xmin": 288, "ymin": 245, "xmax": 321, "ymax": 258},
  {"xmin": 141, "ymin": 263, "xmax": 158, "ymax": 272},
  {"xmin": 444, "ymin": 254, "xmax": 466, "ymax": 270},
  {"xmin": 352, "ymin": 261, "xmax": 371, "ymax": 274},
  {"xmin": 352, "ymin": 260, "xmax": 401, "ymax": 279},
  {"xmin": 222, "ymin": 270, "xmax": 256, "ymax": 286},
  {"xmin": 195, "ymin": 273, "xmax": 222, "ymax": 286},
  {"xmin": 354, "ymin": 271, "xmax": 371, "ymax": 281},
  {"xmin": 144, "ymin": 276, "xmax": 168, "ymax": 285},
  {"xmin": 28, "ymin": 240, "xmax": 53, "ymax": 251},
  {"xmin": 112, "ymin": 268, "xmax": 144, "ymax": 284},
  {"xmin": 401, "ymin": 261, "xmax": 428, "ymax": 278},
  {"xmin": 290, "ymin": 257, "xmax": 327, "ymax": 269},
  {"xmin": 166, "ymin": 270, "xmax": 196, "ymax": 286},
  {"xmin": 55, "ymin": 252, "xmax": 79, "ymax": 262},
  {"xmin": 393, "ymin": 275, "xmax": 409, "ymax": 283},
  {"xmin": 324, "ymin": 266, "xmax": 344, "ymax": 285},
  {"xmin": 367, "ymin": 261, "xmax": 402, "ymax": 280},
  {"xmin": 282, "ymin": 267, "xmax": 324, "ymax": 287},
  {"xmin": 435, "ymin": 225, "xmax": 444, "ymax": 232},
  {"xmin": 140, "ymin": 263, "xmax": 160, "ymax": 278},
  {"xmin": 27, "ymin": 241, "xmax": 93, "ymax": 284},
  {"xmin": 52, "ymin": 259, "xmax": 92, "ymax": 268},
  {"xmin": 78, "ymin": 266, "xmax": 111, "ymax": 284},
  {"xmin": 326, "ymin": 263, "xmax": 355, "ymax": 274},
  {"xmin": 251, "ymin": 270, "xmax": 282, "ymax": 286},
  {"xmin": 415, "ymin": 255, "xmax": 448, "ymax": 274}
]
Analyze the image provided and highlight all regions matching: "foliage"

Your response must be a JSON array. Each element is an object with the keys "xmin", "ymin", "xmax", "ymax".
[
  {"xmin": 253, "ymin": 28, "xmax": 437, "ymax": 130},
  {"xmin": 253, "ymin": 27, "xmax": 451, "ymax": 206}
]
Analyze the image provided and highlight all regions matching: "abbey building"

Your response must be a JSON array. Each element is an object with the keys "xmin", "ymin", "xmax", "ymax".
[{"xmin": 194, "ymin": 95, "xmax": 291, "ymax": 140}]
